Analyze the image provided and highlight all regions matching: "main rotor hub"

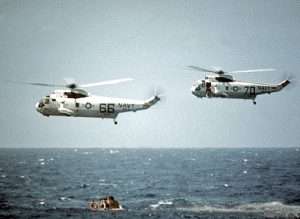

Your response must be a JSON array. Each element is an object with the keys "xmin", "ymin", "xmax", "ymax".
[{"xmin": 67, "ymin": 83, "xmax": 77, "ymax": 89}]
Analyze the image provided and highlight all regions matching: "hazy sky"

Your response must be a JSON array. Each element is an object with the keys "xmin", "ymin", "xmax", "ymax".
[{"xmin": 0, "ymin": 0, "xmax": 299, "ymax": 148}]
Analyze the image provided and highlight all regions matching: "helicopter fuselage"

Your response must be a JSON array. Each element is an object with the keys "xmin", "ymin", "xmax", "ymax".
[
  {"xmin": 191, "ymin": 76, "xmax": 289, "ymax": 104},
  {"xmin": 36, "ymin": 89, "xmax": 160, "ymax": 124}
]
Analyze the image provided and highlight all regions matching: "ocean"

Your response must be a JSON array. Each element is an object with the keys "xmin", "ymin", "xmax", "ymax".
[{"xmin": 0, "ymin": 148, "xmax": 300, "ymax": 219}]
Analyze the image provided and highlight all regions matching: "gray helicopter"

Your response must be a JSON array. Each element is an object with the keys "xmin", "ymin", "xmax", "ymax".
[{"xmin": 189, "ymin": 66, "xmax": 290, "ymax": 104}]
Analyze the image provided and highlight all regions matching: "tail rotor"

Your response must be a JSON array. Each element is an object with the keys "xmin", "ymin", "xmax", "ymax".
[
  {"xmin": 280, "ymin": 73, "xmax": 297, "ymax": 91},
  {"xmin": 152, "ymin": 86, "xmax": 166, "ymax": 103}
]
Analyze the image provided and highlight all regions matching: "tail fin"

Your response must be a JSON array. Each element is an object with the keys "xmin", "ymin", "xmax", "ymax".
[{"xmin": 143, "ymin": 96, "xmax": 160, "ymax": 108}]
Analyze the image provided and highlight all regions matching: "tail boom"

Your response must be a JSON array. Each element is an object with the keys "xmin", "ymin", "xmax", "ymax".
[
  {"xmin": 279, "ymin": 80, "xmax": 290, "ymax": 89},
  {"xmin": 143, "ymin": 96, "xmax": 160, "ymax": 109}
]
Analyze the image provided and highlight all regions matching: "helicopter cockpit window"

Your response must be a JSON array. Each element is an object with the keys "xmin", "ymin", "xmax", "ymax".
[
  {"xmin": 64, "ymin": 92, "xmax": 87, "ymax": 99},
  {"xmin": 44, "ymin": 98, "xmax": 50, "ymax": 104},
  {"xmin": 38, "ymin": 99, "xmax": 45, "ymax": 108},
  {"xmin": 215, "ymin": 77, "xmax": 234, "ymax": 82},
  {"xmin": 202, "ymin": 80, "xmax": 205, "ymax": 87}
]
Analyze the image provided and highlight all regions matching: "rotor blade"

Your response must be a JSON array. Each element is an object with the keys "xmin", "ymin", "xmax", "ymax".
[
  {"xmin": 187, "ymin": 66, "xmax": 218, "ymax": 73},
  {"xmin": 230, "ymin": 68, "xmax": 276, "ymax": 73},
  {"xmin": 79, "ymin": 78, "xmax": 134, "ymax": 88},
  {"xmin": 6, "ymin": 80, "xmax": 65, "ymax": 87},
  {"xmin": 146, "ymin": 86, "xmax": 166, "ymax": 104},
  {"xmin": 28, "ymin": 82, "xmax": 65, "ymax": 87}
]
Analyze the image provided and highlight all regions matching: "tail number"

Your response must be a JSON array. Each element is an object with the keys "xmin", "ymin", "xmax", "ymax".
[{"xmin": 99, "ymin": 104, "xmax": 115, "ymax": 114}]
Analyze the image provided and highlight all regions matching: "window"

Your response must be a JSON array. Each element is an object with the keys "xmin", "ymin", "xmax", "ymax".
[
  {"xmin": 76, "ymin": 103, "xmax": 80, "ymax": 108},
  {"xmin": 64, "ymin": 92, "xmax": 87, "ymax": 99},
  {"xmin": 52, "ymin": 99, "xmax": 56, "ymax": 102},
  {"xmin": 206, "ymin": 82, "xmax": 212, "ymax": 88},
  {"xmin": 226, "ymin": 86, "xmax": 229, "ymax": 90},
  {"xmin": 216, "ymin": 77, "xmax": 234, "ymax": 82}
]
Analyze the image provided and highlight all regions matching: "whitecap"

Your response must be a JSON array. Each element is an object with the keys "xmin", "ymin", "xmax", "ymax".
[
  {"xmin": 38, "ymin": 158, "xmax": 45, "ymax": 162},
  {"xmin": 40, "ymin": 162, "xmax": 45, "ymax": 165},
  {"xmin": 243, "ymin": 159, "xmax": 248, "ymax": 162},
  {"xmin": 1, "ymin": 174, "xmax": 6, "ymax": 178},
  {"xmin": 38, "ymin": 198, "xmax": 46, "ymax": 205},
  {"xmin": 178, "ymin": 201, "xmax": 300, "ymax": 218},
  {"xmin": 150, "ymin": 200, "xmax": 173, "ymax": 209},
  {"xmin": 80, "ymin": 183, "xmax": 90, "ymax": 188},
  {"xmin": 98, "ymin": 182, "xmax": 117, "ymax": 187},
  {"xmin": 49, "ymin": 158, "xmax": 54, "ymax": 161},
  {"xmin": 109, "ymin": 149, "xmax": 119, "ymax": 154},
  {"xmin": 243, "ymin": 170, "xmax": 247, "ymax": 174},
  {"xmin": 20, "ymin": 175, "xmax": 25, "ymax": 178},
  {"xmin": 223, "ymin": 183, "xmax": 229, "ymax": 188},
  {"xmin": 59, "ymin": 197, "xmax": 70, "ymax": 201},
  {"xmin": 83, "ymin": 152, "xmax": 92, "ymax": 155}
]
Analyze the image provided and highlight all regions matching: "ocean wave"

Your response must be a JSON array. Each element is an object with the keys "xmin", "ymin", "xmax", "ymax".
[
  {"xmin": 109, "ymin": 149, "xmax": 120, "ymax": 154},
  {"xmin": 150, "ymin": 200, "xmax": 173, "ymax": 209},
  {"xmin": 59, "ymin": 196, "xmax": 71, "ymax": 201},
  {"xmin": 82, "ymin": 151, "xmax": 93, "ymax": 155},
  {"xmin": 98, "ymin": 182, "xmax": 118, "ymax": 187},
  {"xmin": 178, "ymin": 201, "xmax": 300, "ymax": 218}
]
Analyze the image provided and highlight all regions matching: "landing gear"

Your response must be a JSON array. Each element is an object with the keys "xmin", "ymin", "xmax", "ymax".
[
  {"xmin": 252, "ymin": 100, "xmax": 256, "ymax": 105},
  {"xmin": 113, "ymin": 119, "xmax": 118, "ymax": 125}
]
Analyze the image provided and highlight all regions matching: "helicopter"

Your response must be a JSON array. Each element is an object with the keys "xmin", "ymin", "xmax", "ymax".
[
  {"xmin": 19, "ymin": 78, "xmax": 161, "ymax": 124},
  {"xmin": 188, "ymin": 66, "xmax": 290, "ymax": 104}
]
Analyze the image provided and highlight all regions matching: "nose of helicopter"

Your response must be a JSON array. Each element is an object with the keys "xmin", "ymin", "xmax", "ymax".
[
  {"xmin": 35, "ymin": 102, "xmax": 42, "ymax": 113},
  {"xmin": 191, "ymin": 86, "xmax": 196, "ymax": 95}
]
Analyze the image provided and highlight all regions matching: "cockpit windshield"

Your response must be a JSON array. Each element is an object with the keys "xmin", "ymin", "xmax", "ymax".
[
  {"xmin": 44, "ymin": 97, "xmax": 50, "ymax": 104},
  {"xmin": 38, "ymin": 100, "xmax": 44, "ymax": 108},
  {"xmin": 38, "ymin": 96, "xmax": 50, "ymax": 108}
]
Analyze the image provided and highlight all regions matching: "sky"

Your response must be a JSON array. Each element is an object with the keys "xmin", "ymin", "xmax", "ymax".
[{"xmin": 0, "ymin": 0, "xmax": 299, "ymax": 148}]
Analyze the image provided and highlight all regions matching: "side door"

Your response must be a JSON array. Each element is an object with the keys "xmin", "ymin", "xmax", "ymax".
[{"xmin": 249, "ymin": 86, "xmax": 256, "ymax": 97}]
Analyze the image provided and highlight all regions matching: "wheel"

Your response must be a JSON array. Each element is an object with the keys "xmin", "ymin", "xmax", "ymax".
[
  {"xmin": 114, "ymin": 121, "xmax": 118, "ymax": 125},
  {"xmin": 253, "ymin": 101, "xmax": 256, "ymax": 105}
]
